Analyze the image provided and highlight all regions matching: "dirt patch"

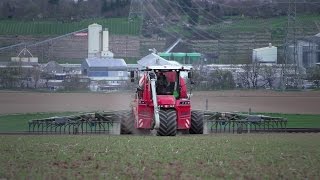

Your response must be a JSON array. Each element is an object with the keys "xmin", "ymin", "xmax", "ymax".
[{"xmin": 0, "ymin": 90, "xmax": 319, "ymax": 114}]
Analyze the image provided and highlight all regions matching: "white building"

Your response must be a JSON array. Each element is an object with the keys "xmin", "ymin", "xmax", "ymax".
[{"xmin": 252, "ymin": 44, "xmax": 277, "ymax": 63}]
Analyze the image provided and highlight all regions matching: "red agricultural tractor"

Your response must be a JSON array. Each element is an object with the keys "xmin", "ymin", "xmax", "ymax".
[
  {"xmin": 27, "ymin": 65, "xmax": 288, "ymax": 135},
  {"xmin": 120, "ymin": 65, "xmax": 204, "ymax": 136}
]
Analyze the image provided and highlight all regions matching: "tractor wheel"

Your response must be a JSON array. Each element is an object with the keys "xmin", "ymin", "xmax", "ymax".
[
  {"xmin": 120, "ymin": 110, "xmax": 134, "ymax": 134},
  {"xmin": 190, "ymin": 110, "xmax": 204, "ymax": 134},
  {"xmin": 157, "ymin": 109, "xmax": 177, "ymax": 136}
]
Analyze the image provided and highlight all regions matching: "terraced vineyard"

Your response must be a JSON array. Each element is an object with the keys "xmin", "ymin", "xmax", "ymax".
[{"xmin": 0, "ymin": 18, "xmax": 141, "ymax": 36}]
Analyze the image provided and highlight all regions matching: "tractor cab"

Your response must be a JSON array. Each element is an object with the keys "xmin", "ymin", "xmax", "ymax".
[{"xmin": 134, "ymin": 65, "xmax": 192, "ymax": 99}]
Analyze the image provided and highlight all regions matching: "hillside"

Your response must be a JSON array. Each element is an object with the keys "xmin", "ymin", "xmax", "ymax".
[
  {"xmin": 0, "ymin": 13, "xmax": 319, "ymax": 64},
  {"xmin": 0, "ymin": 18, "xmax": 141, "ymax": 36}
]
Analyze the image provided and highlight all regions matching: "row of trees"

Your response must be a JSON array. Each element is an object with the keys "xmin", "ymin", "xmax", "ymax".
[
  {"xmin": 192, "ymin": 63, "xmax": 320, "ymax": 90},
  {"xmin": 1, "ymin": 0, "xmax": 319, "ymax": 21},
  {"xmin": 0, "ymin": 62, "xmax": 40, "ymax": 89},
  {"xmin": 0, "ymin": 0, "xmax": 130, "ymax": 20},
  {"xmin": 0, "ymin": 62, "xmax": 90, "ymax": 91}
]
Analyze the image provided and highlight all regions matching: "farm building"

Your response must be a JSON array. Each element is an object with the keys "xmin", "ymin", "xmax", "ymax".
[
  {"xmin": 252, "ymin": 44, "xmax": 277, "ymax": 63},
  {"xmin": 60, "ymin": 64, "xmax": 81, "ymax": 74},
  {"xmin": 42, "ymin": 61, "xmax": 63, "ymax": 74},
  {"xmin": 289, "ymin": 33, "xmax": 320, "ymax": 67},
  {"xmin": 81, "ymin": 57, "xmax": 128, "ymax": 90}
]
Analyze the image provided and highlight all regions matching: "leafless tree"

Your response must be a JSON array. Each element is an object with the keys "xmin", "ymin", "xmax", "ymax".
[
  {"xmin": 238, "ymin": 61, "xmax": 261, "ymax": 89},
  {"xmin": 260, "ymin": 64, "xmax": 278, "ymax": 89},
  {"xmin": 31, "ymin": 66, "xmax": 41, "ymax": 89}
]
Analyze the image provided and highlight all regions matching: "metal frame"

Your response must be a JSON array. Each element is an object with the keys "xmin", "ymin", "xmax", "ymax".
[
  {"xmin": 28, "ymin": 111, "xmax": 124, "ymax": 134},
  {"xmin": 204, "ymin": 111, "xmax": 287, "ymax": 134}
]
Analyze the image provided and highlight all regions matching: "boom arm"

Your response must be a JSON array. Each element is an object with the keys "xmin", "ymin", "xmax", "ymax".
[{"xmin": 149, "ymin": 72, "xmax": 160, "ymax": 129}]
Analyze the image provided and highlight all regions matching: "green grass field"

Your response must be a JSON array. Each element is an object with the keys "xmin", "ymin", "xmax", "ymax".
[
  {"xmin": 0, "ymin": 18, "xmax": 141, "ymax": 36},
  {"xmin": 255, "ymin": 113, "xmax": 320, "ymax": 128},
  {"xmin": 0, "ymin": 112, "xmax": 79, "ymax": 132},
  {"xmin": 0, "ymin": 134, "xmax": 319, "ymax": 179},
  {"xmin": 0, "ymin": 112, "xmax": 319, "ymax": 132}
]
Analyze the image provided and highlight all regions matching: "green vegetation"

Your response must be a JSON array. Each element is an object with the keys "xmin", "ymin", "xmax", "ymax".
[
  {"xmin": 0, "ymin": 18, "xmax": 141, "ymax": 36},
  {"xmin": 0, "ymin": 112, "xmax": 79, "ymax": 132},
  {"xmin": 0, "ymin": 134, "xmax": 319, "ymax": 179},
  {"xmin": 165, "ymin": 14, "xmax": 319, "ymax": 41},
  {"xmin": 124, "ymin": 57, "xmax": 139, "ymax": 64},
  {"xmin": 0, "ymin": 112, "xmax": 319, "ymax": 132},
  {"xmin": 257, "ymin": 113, "xmax": 320, "ymax": 128}
]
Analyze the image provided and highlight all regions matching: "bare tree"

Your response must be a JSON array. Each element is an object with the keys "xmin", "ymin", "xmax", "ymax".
[
  {"xmin": 260, "ymin": 64, "xmax": 278, "ymax": 89},
  {"xmin": 41, "ymin": 71, "xmax": 54, "ymax": 88},
  {"xmin": 31, "ymin": 66, "xmax": 41, "ymax": 89},
  {"xmin": 238, "ymin": 62, "xmax": 261, "ymax": 89}
]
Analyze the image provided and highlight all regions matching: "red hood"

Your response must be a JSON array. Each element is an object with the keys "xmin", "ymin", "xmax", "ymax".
[{"xmin": 157, "ymin": 95, "xmax": 175, "ymax": 105}]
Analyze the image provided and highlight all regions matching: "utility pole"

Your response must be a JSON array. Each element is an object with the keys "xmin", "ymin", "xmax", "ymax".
[
  {"xmin": 128, "ymin": 0, "xmax": 144, "ymax": 21},
  {"xmin": 282, "ymin": 0, "xmax": 298, "ymax": 90}
]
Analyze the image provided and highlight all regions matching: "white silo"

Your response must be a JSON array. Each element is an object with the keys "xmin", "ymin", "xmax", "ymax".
[
  {"xmin": 101, "ymin": 28, "xmax": 114, "ymax": 58},
  {"xmin": 88, "ymin": 23, "xmax": 102, "ymax": 58},
  {"xmin": 103, "ymin": 28, "xmax": 109, "ymax": 52}
]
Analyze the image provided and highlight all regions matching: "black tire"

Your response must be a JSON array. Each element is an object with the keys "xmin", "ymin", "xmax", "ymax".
[
  {"xmin": 190, "ymin": 110, "xmax": 204, "ymax": 134},
  {"xmin": 120, "ymin": 110, "xmax": 134, "ymax": 134},
  {"xmin": 157, "ymin": 109, "xmax": 177, "ymax": 136}
]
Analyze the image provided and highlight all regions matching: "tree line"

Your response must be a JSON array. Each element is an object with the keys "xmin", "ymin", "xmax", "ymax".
[
  {"xmin": 191, "ymin": 63, "xmax": 320, "ymax": 90},
  {"xmin": 0, "ymin": 0, "xmax": 130, "ymax": 21},
  {"xmin": 1, "ymin": 0, "xmax": 319, "ymax": 22}
]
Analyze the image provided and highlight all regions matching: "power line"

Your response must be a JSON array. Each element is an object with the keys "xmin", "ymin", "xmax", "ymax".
[
  {"xmin": 143, "ymin": 0, "xmax": 200, "ymax": 48},
  {"xmin": 187, "ymin": 0, "xmax": 320, "ymax": 9},
  {"xmin": 0, "ymin": 28, "xmax": 88, "ymax": 53},
  {"xmin": 154, "ymin": 0, "xmax": 218, "ymax": 40},
  {"xmin": 128, "ymin": 0, "xmax": 144, "ymax": 20}
]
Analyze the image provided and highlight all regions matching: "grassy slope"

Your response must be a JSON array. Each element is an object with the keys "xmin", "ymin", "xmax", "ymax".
[
  {"xmin": 0, "ymin": 18, "xmax": 141, "ymax": 36},
  {"xmin": 0, "ymin": 14, "xmax": 317, "ymax": 37},
  {"xmin": 167, "ymin": 14, "xmax": 319, "ymax": 40},
  {"xmin": 0, "ymin": 112, "xmax": 319, "ymax": 132},
  {"xmin": 0, "ymin": 134, "xmax": 319, "ymax": 179}
]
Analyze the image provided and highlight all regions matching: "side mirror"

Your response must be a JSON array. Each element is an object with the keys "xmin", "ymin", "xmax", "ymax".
[
  {"xmin": 130, "ymin": 71, "xmax": 135, "ymax": 82},
  {"xmin": 188, "ymin": 72, "xmax": 192, "ymax": 79}
]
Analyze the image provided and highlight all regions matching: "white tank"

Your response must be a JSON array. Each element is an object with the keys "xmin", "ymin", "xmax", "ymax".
[
  {"xmin": 102, "ymin": 29, "xmax": 109, "ymax": 52},
  {"xmin": 101, "ymin": 28, "xmax": 114, "ymax": 58},
  {"xmin": 29, "ymin": 57, "xmax": 38, "ymax": 63},
  {"xmin": 11, "ymin": 57, "xmax": 20, "ymax": 62},
  {"xmin": 88, "ymin": 23, "xmax": 102, "ymax": 58},
  {"xmin": 20, "ymin": 57, "xmax": 29, "ymax": 62}
]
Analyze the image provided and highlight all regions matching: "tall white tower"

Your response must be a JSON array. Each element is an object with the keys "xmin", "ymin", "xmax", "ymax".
[
  {"xmin": 101, "ymin": 28, "xmax": 114, "ymax": 58},
  {"xmin": 88, "ymin": 23, "xmax": 102, "ymax": 58}
]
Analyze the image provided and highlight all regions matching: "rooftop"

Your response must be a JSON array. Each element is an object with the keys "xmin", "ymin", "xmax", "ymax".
[
  {"xmin": 300, "ymin": 34, "xmax": 320, "ymax": 44},
  {"xmin": 138, "ymin": 53, "xmax": 182, "ymax": 68},
  {"xmin": 84, "ymin": 57, "xmax": 127, "ymax": 68}
]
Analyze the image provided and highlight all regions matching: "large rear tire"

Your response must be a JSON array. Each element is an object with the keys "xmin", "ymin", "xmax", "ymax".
[
  {"xmin": 190, "ymin": 110, "xmax": 204, "ymax": 134},
  {"xmin": 157, "ymin": 109, "xmax": 177, "ymax": 136},
  {"xmin": 120, "ymin": 110, "xmax": 134, "ymax": 134}
]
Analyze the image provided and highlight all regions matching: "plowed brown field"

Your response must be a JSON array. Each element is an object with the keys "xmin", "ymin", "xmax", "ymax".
[{"xmin": 0, "ymin": 90, "xmax": 319, "ymax": 114}]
